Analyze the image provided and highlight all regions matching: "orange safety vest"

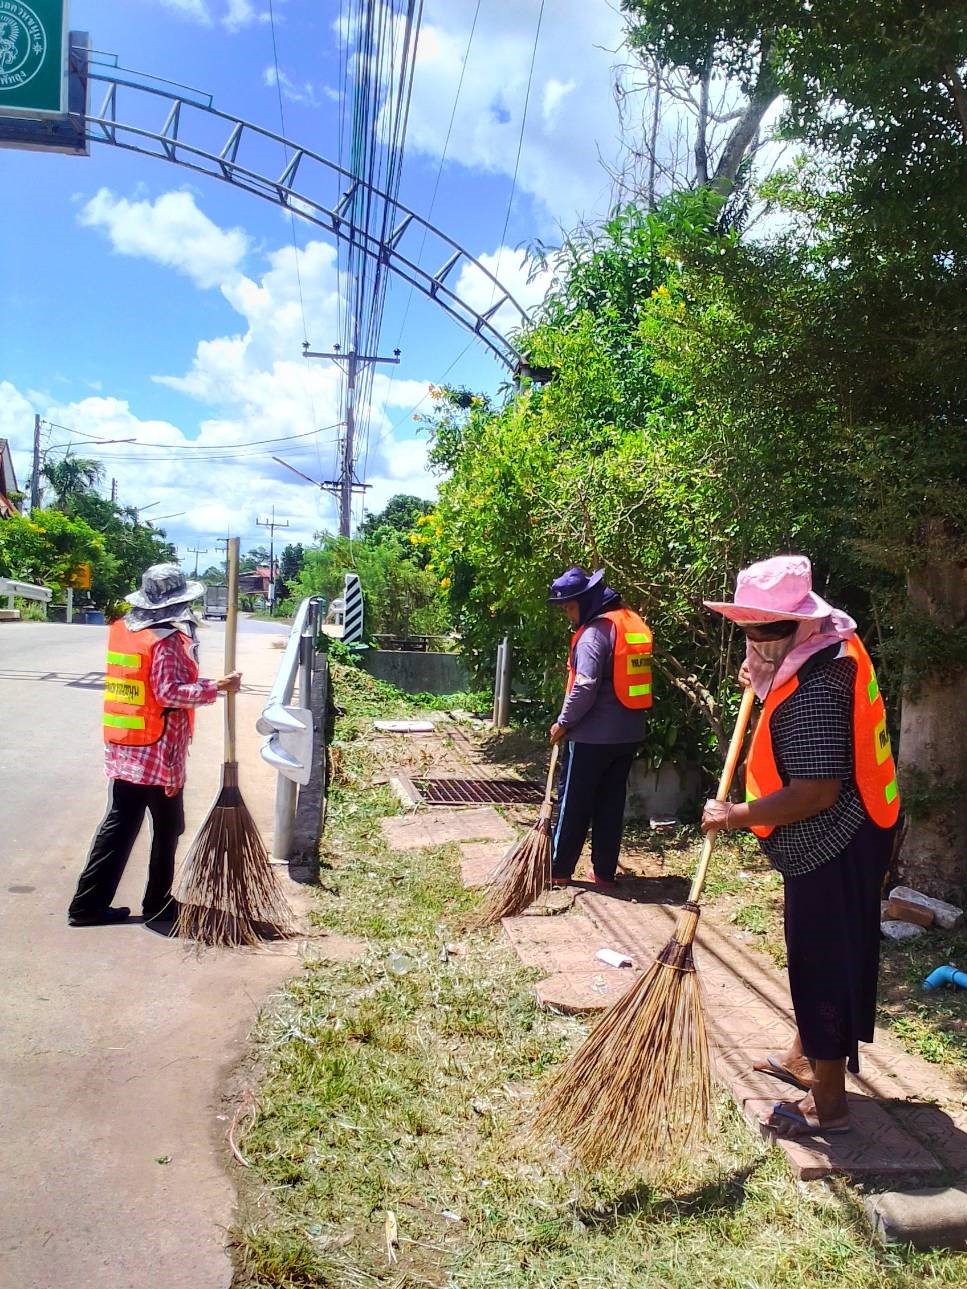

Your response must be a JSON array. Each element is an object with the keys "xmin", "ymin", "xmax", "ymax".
[
  {"xmin": 567, "ymin": 607, "xmax": 653, "ymax": 710},
  {"xmin": 103, "ymin": 619, "xmax": 198, "ymax": 746},
  {"xmin": 745, "ymin": 636, "xmax": 899, "ymax": 837}
]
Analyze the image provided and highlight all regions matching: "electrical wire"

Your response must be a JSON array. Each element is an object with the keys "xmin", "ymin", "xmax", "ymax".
[{"xmin": 490, "ymin": 0, "xmax": 546, "ymax": 305}]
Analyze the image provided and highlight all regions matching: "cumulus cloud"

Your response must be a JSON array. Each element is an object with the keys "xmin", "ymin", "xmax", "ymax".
[
  {"xmin": 40, "ymin": 191, "xmax": 447, "ymax": 549},
  {"xmin": 158, "ymin": 0, "xmax": 213, "ymax": 25},
  {"xmin": 78, "ymin": 189, "xmax": 250, "ymax": 291},
  {"xmin": 455, "ymin": 244, "xmax": 555, "ymax": 336},
  {"xmin": 224, "ymin": 0, "xmax": 270, "ymax": 31},
  {"xmin": 263, "ymin": 66, "xmax": 322, "ymax": 107},
  {"xmin": 401, "ymin": 0, "xmax": 625, "ymax": 227}
]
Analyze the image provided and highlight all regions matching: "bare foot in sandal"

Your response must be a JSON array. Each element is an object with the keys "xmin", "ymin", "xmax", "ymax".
[
  {"xmin": 765, "ymin": 1096, "xmax": 850, "ymax": 1138},
  {"xmin": 752, "ymin": 1051, "xmax": 813, "ymax": 1091}
]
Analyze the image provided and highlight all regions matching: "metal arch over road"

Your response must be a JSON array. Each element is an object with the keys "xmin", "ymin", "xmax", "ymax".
[{"xmin": 79, "ymin": 59, "xmax": 531, "ymax": 370}]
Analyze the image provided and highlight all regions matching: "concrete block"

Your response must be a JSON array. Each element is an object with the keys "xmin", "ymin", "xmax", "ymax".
[
  {"xmin": 889, "ymin": 886, "xmax": 963, "ymax": 930},
  {"xmin": 866, "ymin": 1188, "xmax": 967, "ymax": 1251},
  {"xmin": 536, "ymin": 969, "xmax": 635, "ymax": 1014},
  {"xmin": 881, "ymin": 920, "xmax": 926, "ymax": 941},
  {"xmin": 0, "ymin": 609, "xmax": 21, "ymax": 621},
  {"xmin": 380, "ymin": 807, "xmax": 515, "ymax": 851}
]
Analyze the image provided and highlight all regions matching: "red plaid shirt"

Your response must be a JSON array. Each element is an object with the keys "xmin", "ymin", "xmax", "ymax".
[{"xmin": 104, "ymin": 631, "xmax": 218, "ymax": 796}]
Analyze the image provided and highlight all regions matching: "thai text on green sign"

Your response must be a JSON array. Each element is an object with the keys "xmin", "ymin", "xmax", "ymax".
[{"xmin": 0, "ymin": 0, "xmax": 68, "ymax": 117}]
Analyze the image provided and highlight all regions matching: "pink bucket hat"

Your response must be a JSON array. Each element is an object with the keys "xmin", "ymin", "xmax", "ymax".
[{"xmin": 703, "ymin": 555, "xmax": 835, "ymax": 624}]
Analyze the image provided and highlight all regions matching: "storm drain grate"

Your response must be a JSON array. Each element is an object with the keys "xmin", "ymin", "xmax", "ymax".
[{"xmin": 411, "ymin": 777, "xmax": 544, "ymax": 806}]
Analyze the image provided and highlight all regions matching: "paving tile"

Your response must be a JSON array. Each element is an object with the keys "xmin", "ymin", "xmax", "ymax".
[
  {"xmin": 537, "ymin": 969, "xmax": 636, "ymax": 1014},
  {"xmin": 746, "ymin": 1094, "xmax": 942, "ymax": 1181},
  {"xmin": 883, "ymin": 1103, "xmax": 967, "ymax": 1177},
  {"xmin": 458, "ymin": 842, "xmax": 509, "ymax": 888},
  {"xmin": 502, "ymin": 913, "xmax": 602, "ymax": 973},
  {"xmin": 380, "ymin": 807, "xmax": 516, "ymax": 850}
]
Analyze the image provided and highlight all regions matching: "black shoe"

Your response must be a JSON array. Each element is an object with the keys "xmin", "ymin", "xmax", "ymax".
[{"xmin": 68, "ymin": 906, "xmax": 131, "ymax": 927}]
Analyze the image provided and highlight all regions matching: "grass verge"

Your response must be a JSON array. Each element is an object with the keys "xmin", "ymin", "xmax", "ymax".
[{"xmin": 233, "ymin": 667, "xmax": 965, "ymax": 1287}]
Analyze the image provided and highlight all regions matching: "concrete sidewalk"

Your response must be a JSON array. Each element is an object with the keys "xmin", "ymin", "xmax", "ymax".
[
  {"xmin": 0, "ymin": 621, "xmax": 316, "ymax": 1289},
  {"xmin": 373, "ymin": 716, "xmax": 967, "ymax": 1188}
]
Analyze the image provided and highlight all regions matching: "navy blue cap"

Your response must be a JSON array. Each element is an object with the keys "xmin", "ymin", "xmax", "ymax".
[{"xmin": 547, "ymin": 566, "xmax": 605, "ymax": 604}]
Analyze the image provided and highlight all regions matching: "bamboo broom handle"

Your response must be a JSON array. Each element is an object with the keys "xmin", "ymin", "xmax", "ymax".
[
  {"xmin": 223, "ymin": 536, "xmax": 240, "ymax": 764},
  {"xmin": 539, "ymin": 743, "xmax": 561, "ymax": 822},
  {"xmin": 687, "ymin": 686, "xmax": 756, "ymax": 904}
]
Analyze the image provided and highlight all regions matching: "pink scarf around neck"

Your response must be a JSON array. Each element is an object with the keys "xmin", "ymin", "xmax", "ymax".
[{"xmin": 746, "ymin": 609, "xmax": 857, "ymax": 701}]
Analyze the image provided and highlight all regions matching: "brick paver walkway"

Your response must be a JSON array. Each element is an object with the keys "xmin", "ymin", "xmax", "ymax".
[{"xmin": 376, "ymin": 718, "xmax": 967, "ymax": 1183}]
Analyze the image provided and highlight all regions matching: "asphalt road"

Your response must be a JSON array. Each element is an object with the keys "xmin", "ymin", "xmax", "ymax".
[{"xmin": 0, "ymin": 618, "xmax": 306, "ymax": 1289}]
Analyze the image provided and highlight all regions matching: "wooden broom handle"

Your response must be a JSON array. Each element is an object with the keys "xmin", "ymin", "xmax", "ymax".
[
  {"xmin": 540, "ymin": 743, "xmax": 560, "ymax": 819},
  {"xmin": 687, "ymin": 686, "xmax": 756, "ymax": 904},
  {"xmin": 223, "ymin": 536, "xmax": 240, "ymax": 763}
]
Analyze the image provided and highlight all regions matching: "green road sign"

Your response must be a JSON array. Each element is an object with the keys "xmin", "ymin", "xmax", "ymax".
[{"xmin": 0, "ymin": 0, "xmax": 68, "ymax": 117}]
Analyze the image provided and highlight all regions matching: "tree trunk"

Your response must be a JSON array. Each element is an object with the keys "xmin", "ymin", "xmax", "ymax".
[
  {"xmin": 896, "ymin": 558, "xmax": 967, "ymax": 902},
  {"xmin": 711, "ymin": 36, "xmax": 778, "ymax": 193}
]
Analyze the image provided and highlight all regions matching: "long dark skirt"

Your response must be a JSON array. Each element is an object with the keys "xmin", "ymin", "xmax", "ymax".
[{"xmin": 782, "ymin": 817, "xmax": 895, "ymax": 1072}]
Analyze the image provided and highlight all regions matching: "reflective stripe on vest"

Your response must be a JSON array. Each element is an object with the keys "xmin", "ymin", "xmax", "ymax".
[
  {"xmin": 567, "ymin": 607, "xmax": 653, "ymax": 711},
  {"xmin": 103, "ymin": 620, "xmax": 198, "ymax": 747},
  {"xmin": 745, "ymin": 635, "xmax": 900, "ymax": 837}
]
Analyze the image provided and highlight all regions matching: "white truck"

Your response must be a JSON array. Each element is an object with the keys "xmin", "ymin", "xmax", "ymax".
[{"xmin": 202, "ymin": 585, "xmax": 229, "ymax": 620}]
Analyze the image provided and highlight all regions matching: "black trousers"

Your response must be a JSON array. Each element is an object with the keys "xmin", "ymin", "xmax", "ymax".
[
  {"xmin": 551, "ymin": 740, "xmax": 638, "ymax": 881},
  {"xmin": 783, "ymin": 817, "xmax": 894, "ymax": 1072},
  {"xmin": 69, "ymin": 779, "xmax": 185, "ymax": 919}
]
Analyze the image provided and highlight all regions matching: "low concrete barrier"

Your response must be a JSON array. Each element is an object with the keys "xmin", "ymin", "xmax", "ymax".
[{"xmin": 361, "ymin": 649, "xmax": 469, "ymax": 696}]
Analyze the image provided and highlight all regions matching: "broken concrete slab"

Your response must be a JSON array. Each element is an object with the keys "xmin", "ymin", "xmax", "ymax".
[
  {"xmin": 866, "ymin": 1187, "xmax": 967, "ymax": 1251},
  {"xmin": 881, "ymin": 920, "xmax": 926, "ymax": 941},
  {"xmin": 536, "ymin": 969, "xmax": 636, "ymax": 1014},
  {"xmin": 381, "ymin": 806, "xmax": 516, "ymax": 851}
]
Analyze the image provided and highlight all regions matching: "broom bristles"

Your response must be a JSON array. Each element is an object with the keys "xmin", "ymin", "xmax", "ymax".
[
  {"xmin": 468, "ymin": 817, "xmax": 553, "ymax": 928},
  {"xmin": 532, "ymin": 903, "xmax": 713, "ymax": 1172},
  {"xmin": 176, "ymin": 763, "xmax": 295, "ymax": 947}
]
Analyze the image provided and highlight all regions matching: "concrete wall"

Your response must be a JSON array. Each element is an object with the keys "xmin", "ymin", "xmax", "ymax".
[{"xmin": 361, "ymin": 649, "xmax": 469, "ymax": 696}]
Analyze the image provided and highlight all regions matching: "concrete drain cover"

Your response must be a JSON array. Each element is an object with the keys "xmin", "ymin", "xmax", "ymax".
[{"xmin": 411, "ymin": 777, "xmax": 544, "ymax": 806}]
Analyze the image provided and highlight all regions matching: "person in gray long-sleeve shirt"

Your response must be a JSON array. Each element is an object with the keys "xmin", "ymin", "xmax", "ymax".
[{"xmin": 546, "ymin": 566, "xmax": 650, "ymax": 888}]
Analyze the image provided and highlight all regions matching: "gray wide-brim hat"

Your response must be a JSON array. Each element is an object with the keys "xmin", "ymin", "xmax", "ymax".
[{"xmin": 127, "ymin": 562, "xmax": 205, "ymax": 610}]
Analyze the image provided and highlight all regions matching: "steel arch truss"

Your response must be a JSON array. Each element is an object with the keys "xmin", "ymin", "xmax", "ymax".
[{"xmin": 82, "ymin": 67, "xmax": 530, "ymax": 370}]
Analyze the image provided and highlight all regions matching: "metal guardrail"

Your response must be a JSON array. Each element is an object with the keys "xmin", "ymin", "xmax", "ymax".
[
  {"xmin": 0, "ymin": 579, "xmax": 53, "ymax": 608},
  {"xmin": 257, "ymin": 596, "xmax": 324, "ymax": 861}
]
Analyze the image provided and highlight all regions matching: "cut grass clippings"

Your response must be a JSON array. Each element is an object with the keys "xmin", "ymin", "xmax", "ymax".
[{"xmin": 233, "ymin": 664, "xmax": 965, "ymax": 1287}]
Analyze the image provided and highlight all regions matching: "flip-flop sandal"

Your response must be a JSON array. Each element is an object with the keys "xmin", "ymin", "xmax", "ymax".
[
  {"xmin": 752, "ymin": 1054, "xmax": 812, "ymax": 1092},
  {"xmin": 766, "ymin": 1102, "xmax": 850, "ymax": 1138}
]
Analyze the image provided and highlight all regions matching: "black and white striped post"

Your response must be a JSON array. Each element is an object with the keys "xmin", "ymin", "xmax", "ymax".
[{"xmin": 342, "ymin": 573, "xmax": 364, "ymax": 643}]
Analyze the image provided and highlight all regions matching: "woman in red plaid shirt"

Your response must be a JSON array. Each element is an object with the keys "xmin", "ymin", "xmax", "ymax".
[{"xmin": 68, "ymin": 564, "xmax": 241, "ymax": 928}]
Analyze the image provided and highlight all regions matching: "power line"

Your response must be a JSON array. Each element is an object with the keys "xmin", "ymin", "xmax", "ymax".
[{"xmin": 490, "ymin": 0, "xmax": 546, "ymax": 305}]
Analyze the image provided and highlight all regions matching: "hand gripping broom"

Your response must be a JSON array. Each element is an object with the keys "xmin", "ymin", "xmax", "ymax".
[
  {"xmin": 470, "ymin": 744, "xmax": 560, "ymax": 927},
  {"xmin": 176, "ymin": 537, "xmax": 294, "ymax": 947},
  {"xmin": 533, "ymin": 687, "xmax": 756, "ymax": 1172}
]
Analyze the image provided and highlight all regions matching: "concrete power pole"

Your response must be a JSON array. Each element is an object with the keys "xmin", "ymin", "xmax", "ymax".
[
  {"xmin": 187, "ymin": 546, "xmax": 209, "ymax": 578},
  {"xmin": 301, "ymin": 342, "xmax": 401, "ymax": 537},
  {"xmin": 30, "ymin": 414, "xmax": 41, "ymax": 513},
  {"xmin": 256, "ymin": 507, "xmax": 290, "ymax": 615}
]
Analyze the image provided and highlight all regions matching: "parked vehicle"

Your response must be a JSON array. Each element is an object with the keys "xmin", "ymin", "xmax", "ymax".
[{"xmin": 203, "ymin": 585, "xmax": 229, "ymax": 620}]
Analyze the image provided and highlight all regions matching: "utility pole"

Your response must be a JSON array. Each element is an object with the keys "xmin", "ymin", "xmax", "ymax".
[
  {"xmin": 111, "ymin": 477, "xmax": 118, "ymax": 503},
  {"xmin": 187, "ymin": 546, "xmax": 209, "ymax": 578},
  {"xmin": 256, "ymin": 506, "xmax": 290, "ymax": 615},
  {"xmin": 30, "ymin": 414, "xmax": 41, "ymax": 512},
  {"xmin": 301, "ymin": 341, "xmax": 401, "ymax": 537}
]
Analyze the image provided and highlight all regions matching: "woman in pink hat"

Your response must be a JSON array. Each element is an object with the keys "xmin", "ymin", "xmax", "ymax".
[{"xmin": 702, "ymin": 555, "xmax": 901, "ymax": 1138}]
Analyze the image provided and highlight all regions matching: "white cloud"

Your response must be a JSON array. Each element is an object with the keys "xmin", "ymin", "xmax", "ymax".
[
  {"xmin": 224, "ymin": 0, "xmax": 270, "ymax": 31},
  {"xmin": 78, "ymin": 189, "xmax": 250, "ymax": 291},
  {"xmin": 53, "ymin": 191, "xmax": 444, "ymax": 548},
  {"xmin": 399, "ymin": 0, "xmax": 625, "ymax": 227},
  {"xmin": 263, "ymin": 66, "xmax": 321, "ymax": 108},
  {"xmin": 455, "ymin": 244, "xmax": 554, "ymax": 336},
  {"xmin": 158, "ymin": 0, "xmax": 213, "ymax": 25}
]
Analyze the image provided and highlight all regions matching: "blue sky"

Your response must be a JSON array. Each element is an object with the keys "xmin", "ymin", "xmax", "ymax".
[{"xmin": 1, "ymin": 0, "xmax": 628, "ymax": 559}]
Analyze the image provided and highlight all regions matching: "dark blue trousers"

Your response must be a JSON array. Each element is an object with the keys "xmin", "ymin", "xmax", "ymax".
[{"xmin": 551, "ymin": 740, "xmax": 639, "ymax": 881}]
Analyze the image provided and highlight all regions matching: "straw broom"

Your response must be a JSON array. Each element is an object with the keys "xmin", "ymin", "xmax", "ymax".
[
  {"xmin": 469, "ymin": 744, "xmax": 560, "ymax": 927},
  {"xmin": 532, "ymin": 687, "xmax": 756, "ymax": 1172},
  {"xmin": 176, "ymin": 537, "xmax": 294, "ymax": 947}
]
